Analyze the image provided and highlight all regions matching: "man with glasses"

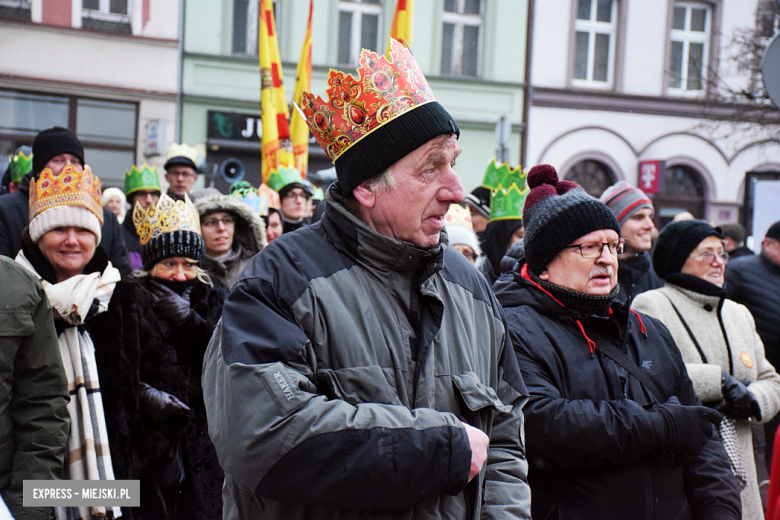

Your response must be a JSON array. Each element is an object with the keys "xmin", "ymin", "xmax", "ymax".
[
  {"xmin": 267, "ymin": 165, "xmax": 315, "ymax": 233},
  {"xmin": 164, "ymin": 143, "xmax": 200, "ymax": 200},
  {"xmin": 123, "ymin": 163, "xmax": 162, "ymax": 270},
  {"xmin": 726, "ymin": 220, "xmax": 780, "ymax": 464},
  {"xmin": 494, "ymin": 165, "xmax": 741, "ymax": 520},
  {"xmin": 194, "ymin": 192, "xmax": 266, "ymax": 289}
]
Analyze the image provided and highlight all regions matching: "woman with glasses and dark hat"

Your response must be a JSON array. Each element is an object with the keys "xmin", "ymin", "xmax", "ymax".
[
  {"xmin": 633, "ymin": 220, "xmax": 780, "ymax": 520},
  {"xmin": 132, "ymin": 193, "xmax": 226, "ymax": 520}
]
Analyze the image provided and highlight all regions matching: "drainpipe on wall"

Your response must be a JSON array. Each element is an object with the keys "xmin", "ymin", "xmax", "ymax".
[
  {"xmin": 520, "ymin": 0, "xmax": 534, "ymax": 169},
  {"xmin": 175, "ymin": 0, "xmax": 185, "ymax": 143}
]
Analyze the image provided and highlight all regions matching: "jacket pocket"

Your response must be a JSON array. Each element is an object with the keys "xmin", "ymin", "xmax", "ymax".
[
  {"xmin": 451, "ymin": 372, "xmax": 511, "ymax": 414},
  {"xmin": 0, "ymin": 312, "xmax": 35, "ymax": 337},
  {"xmin": 316, "ymin": 366, "xmax": 404, "ymax": 406}
]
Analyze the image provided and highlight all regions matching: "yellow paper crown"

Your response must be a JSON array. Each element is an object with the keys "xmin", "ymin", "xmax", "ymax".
[
  {"xmin": 29, "ymin": 165, "xmax": 103, "ymax": 225},
  {"xmin": 443, "ymin": 204, "xmax": 474, "ymax": 230},
  {"xmin": 166, "ymin": 143, "xmax": 199, "ymax": 164},
  {"xmin": 132, "ymin": 193, "xmax": 201, "ymax": 246}
]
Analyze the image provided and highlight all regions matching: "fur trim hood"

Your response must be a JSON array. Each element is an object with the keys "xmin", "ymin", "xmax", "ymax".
[{"xmin": 194, "ymin": 194, "xmax": 267, "ymax": 254}]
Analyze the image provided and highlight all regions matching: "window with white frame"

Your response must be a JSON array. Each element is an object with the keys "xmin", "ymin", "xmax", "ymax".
[
  {"xmin": 82, "ymin": 0, "xmax": 129, "ymax": 22},
  {"xmin": 572, "ymin": 0, "xmax": 617, "ymax": 88},
  {"xmin": 338, "ymin": 0, "xmax": 382, "ymax": 66},
  {"xmin": 233, "ymin": 0, "xmax": 280, "ymax": 56},
  {"xmin": 669, "ymin": 2, "xmax": 711, "ymax": 92},
  {"xmin": 441, "ymin": 0, "xmax": 482, "ymax": 77}
]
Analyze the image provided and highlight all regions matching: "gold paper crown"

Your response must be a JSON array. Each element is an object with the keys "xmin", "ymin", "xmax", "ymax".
[
  {"xmin": 301, "ymin": 38, "xmax": 436, "ymax": 162},
  {"xmin": 166, "ymin": 143, "xmax": 199, "ymax": 164},
  {"xmin": 29, "ymin": 165, "xmax": 103, "ymax": 224},
  {"xmin": 132, "ymin": 193, "xmax": 201, "ymax": 246},
  {"xmin": 443, "ymin": 204, "xmax": 474, "ymax": 230}
]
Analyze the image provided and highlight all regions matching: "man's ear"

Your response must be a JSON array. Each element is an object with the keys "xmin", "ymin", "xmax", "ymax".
[
  {"xmin": 538, "ymin": 269, "xmax": 549, "ymax": 281},
  {"xmin": 352, "ymin": 182, "xmax": 376, "ymax": 208}
]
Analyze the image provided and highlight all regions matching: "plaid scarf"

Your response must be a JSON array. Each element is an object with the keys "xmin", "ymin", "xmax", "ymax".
[
  {"xmin": 719, "ymin": 416, "xmax": 748, "ymax": 490},
  {"xmin": 15, "ymin": 251, "xmax": 123, "ymax": 519}
]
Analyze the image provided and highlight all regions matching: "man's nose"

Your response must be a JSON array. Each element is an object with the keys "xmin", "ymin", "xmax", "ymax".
[{"xmin": 441, "ymin": 165, "xmax": 465, "ymax": 203}]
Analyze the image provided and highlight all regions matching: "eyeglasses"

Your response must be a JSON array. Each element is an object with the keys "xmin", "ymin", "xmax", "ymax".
[
  {"xmin": 201, "ymin": 216, "xmax": 235, "ymax": 227},
  {"xmin": 691, "ymin": 250, "xmax": 729, "ymax": 264},
  {"xmin": 167, "ymin": 171, "xmax": 197, "ymax": 179},
  {"xmin": 564, "ymin": 239, "xmax": 626, "ymax": 259},
  {"xmin": 283, "ymin": 191, "xmax": 311, "ymax": 201}
]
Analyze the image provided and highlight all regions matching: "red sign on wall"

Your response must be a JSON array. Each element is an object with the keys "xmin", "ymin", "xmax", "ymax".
[{"xmin": 638, "ymin": 160, "xmax": 664, "ymax": 195}]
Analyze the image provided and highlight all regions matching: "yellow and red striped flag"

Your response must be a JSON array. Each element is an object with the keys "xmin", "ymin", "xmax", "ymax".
[
  {"xmin": 290, "ymin": 0, "xmax": 313, "ymax": 178},
  {"xmin": 259, "ymin": 0, "xmax": 292, "ymax": 183},
  {"xmin": 387, "ymin": 0, "xmax": 414, "ymax": 54}
]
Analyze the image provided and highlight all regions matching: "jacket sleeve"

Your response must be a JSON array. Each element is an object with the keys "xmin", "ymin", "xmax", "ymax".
[
  {"xmin": 646, "ymin": 322, "xmax": 741, "ymax": 520},
  {"xmin": 509, "ymin": 323, "xmax": 667, "ymax": 473},
  {"xmin": 742, "ymin": 306, "xmax": 780, "ymax": 424},
  {"xmin": 202, "ymin": 275, "xmax": 473, "ymax": 513},
  {"xmin": 480, "ymin": 326, "xmax": 531, "ymax": 520},
  {"xmin": 2, "ymin": 276, "xmax": 70, "ymax": 520}
]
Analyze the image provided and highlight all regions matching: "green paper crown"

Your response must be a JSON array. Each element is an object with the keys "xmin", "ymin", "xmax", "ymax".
[
  {"xmin": 481, "ymin": 158, "xmax": 515, "ymax": 190},
  {"xmin": 267, "ymin": 165, "xmax": 303, "ymax": 193},
  {"xmin": 10, "ymin": 151, "xmax": 32, "ymax": 183},
  {"xmin": 489, "ymin": 163, "xmax": 528, "ymax": 221},
  {"xmin": 230, "ymin": 180, "xmax": 254, "ymax": 197},
  {"xmin": 125, "ymin": 163, "xmax": 162, "ymax": 196}
]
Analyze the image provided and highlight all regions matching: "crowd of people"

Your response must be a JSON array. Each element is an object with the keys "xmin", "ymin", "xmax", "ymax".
[{"xmin": 2, "ymin": 37, "xmax": 780, "ymax": 520}]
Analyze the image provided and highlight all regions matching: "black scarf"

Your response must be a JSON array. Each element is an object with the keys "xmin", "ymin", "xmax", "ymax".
[
  {"xmin": 528, "ymin": 268, "xmax": 620, "ymax": 316},
  {"xmin": 665, "ymin": 272, "xmax": 727, "ymax": 297}
]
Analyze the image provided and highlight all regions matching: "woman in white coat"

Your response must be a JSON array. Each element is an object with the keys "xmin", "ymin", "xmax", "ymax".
[{"xmin": 633, "ymin": 220, "xmax": 780, "ymax": 520}]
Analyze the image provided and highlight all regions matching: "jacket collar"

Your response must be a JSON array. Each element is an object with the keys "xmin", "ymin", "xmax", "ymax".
[{"xmin": 321, "ymin": 183, "xmax": 443, "ymax": 274}]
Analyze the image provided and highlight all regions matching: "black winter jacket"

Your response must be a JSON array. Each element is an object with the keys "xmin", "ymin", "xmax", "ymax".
[
  {"xmin": 615, "ymin": 252, "xmax": 664, "ymax": 304},
  {"xmin": 0, "ymin": 172, "xmax": 132, "ymax": 275},
  {"xmin": 494, "ymin": 262, "xmax": 741, "ymax": 520},
  {"xmin": 726, "ymin": 252, "xmax": 780, "ymax": 370}
]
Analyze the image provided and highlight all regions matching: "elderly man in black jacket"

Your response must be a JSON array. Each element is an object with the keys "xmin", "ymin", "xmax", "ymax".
[
  {"xmin": 495, "ymin": 164, "xmax": 741, "ymax": 520},
  {"xmin": 0, "ymin": 127, "xmax": 131, "ymax": 275}
]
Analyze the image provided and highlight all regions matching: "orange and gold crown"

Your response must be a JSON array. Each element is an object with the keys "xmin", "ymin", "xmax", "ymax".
[
  {"xmin": 29, "ymin": 165, "xmax": 103, "ymax": 224},
  {"xmin": 301, "ymin": 38, "xmax": 436, "ymax": 162},
  {"xmin": 132, "ymin": 193, "xmax": 201, "ymax": 246}
]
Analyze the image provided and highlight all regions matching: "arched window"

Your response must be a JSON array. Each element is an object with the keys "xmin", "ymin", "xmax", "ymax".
[
  {"xmin": 564, "ymin": 159, "xmax": 617, "ymax": 197},
  {"xmin": 654, "ymin": 164, "xmax": 707, "ymax": 226}
]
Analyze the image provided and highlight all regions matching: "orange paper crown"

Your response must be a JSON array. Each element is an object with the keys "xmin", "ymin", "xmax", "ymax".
[
  {"xmin": 29, "ymin": 165, "xmax": 103, "ymax": 224},
  {"xmin": 301, "ymin": 38, "xmax": 436, "ymax": 162}
]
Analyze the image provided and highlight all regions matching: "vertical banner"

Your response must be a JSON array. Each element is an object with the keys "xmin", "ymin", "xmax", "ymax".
[
  {"xmin": 638, "ymin": 160, "xmax": 664, "ymax": 195},
  {"xmin": 259, "ymin": 0, "xmax": 292, "ymax": 183},
  {"xmin": 387, "ymin": 0, "xmax": 414, "ymax": 54},
  {"xmin": 291, "ymin": 0, "xmax": 313, "ymax": 178}
]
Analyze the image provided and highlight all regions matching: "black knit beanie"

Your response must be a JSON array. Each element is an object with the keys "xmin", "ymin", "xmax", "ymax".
[
  {"xmin": 465, "ymin": 186, "xmax": 491, "ymax": 219},
  {"xmin": 652, "ymin": 220, "xmax": 723, "ymax": 279},
  {"xmin": 32, "ymin": 127, "xmax": 85, "ymax": 175},
  {"xmin": 522, "ymin": 164, "xmax": 620, "ymax": 275},
  {"xmin": 335, "ymin": 101, "xmax": 459, "ymax": 195},
  {"xmin": 767, "ymin": 220, "xmax": 780, "ymax": 241},
  {"xmin": 142, "ymin": 230, "xmax": 204, "ymax": 270}
]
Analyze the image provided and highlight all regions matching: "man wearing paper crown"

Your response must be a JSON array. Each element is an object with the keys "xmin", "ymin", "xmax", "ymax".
[
  {"xmin": 479, "ymin": 159, "xmax": 528, "ymax": 286},
  {"xmin": 164, "ymin": 143, "xmax": 200, "ymax": 200},
  {"xmin": 122, "ymin": 163, "xmax": 163, "ymax": 270},
  {"xmin": 267, "ymin": 164, "xmax": 315, "ymax": 233},
  {"xmin": 0, "ymin": 127, "xmax": 132, "ymax": 275},
  {"xmin": 203, "ymin": 38, "xmax": 531, "ymax": 520}
]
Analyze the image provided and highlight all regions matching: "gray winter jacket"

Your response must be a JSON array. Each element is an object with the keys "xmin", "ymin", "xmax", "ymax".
[
  {"xmin": 194, "ymin": 194, "xmax": 266, "ymax": 290},
  {"xmin": 202, "ymin": 187, "xmax": 530, "ymax": 520}
]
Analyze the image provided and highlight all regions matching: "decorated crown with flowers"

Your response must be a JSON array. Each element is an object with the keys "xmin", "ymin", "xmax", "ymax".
[
  {"xmin": 132, "ymin": 193, "xmax": 200, "ymax": 246},
  {"xmin": 29, "ymin": 164, "xmax": 103, "ymax": 224},
  {"xmin": 300, "ymin": 38, "xmax": 436, "ymax": 163}
]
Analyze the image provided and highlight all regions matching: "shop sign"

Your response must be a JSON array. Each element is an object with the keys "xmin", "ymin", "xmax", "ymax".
[
  {"xmin": 638, "ymin": 160, "xmax": 664, "ymax": 195},
  {"xmin": 207, "ymin": 111, "xmax": 262, "ymax": 142}
]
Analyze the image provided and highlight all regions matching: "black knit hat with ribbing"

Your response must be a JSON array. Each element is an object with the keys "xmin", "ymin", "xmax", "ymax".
[
  {"xmin": 652, "ymin": 220, "xmax": 723, "ymax": 279},
  {"xmin": 142, "ymin": 230, "xmax": 204, "ymax": 270},
  {"xmin": 523, "ymin": 164, "xmax": 620, "ymax": 275},
  {"xmin": 32, "ymin": 127, "xmax": 85, "ymax": 175},
  {"xmin": 335, "ymin": 101, "xmax": 459, "ymax": 195}
]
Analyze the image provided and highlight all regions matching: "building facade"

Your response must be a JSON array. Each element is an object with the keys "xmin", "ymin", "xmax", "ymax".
[
  {"xmin": 0, "ymin": 0, "xmax": 180, "ymax": 189},
  {"xmin": 526, "ymin": 0, "xmax": 780, "ymax": 227},
  {"xmin": 180, "ymin": 0, "xmax": 528, "ymax": 193}
]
